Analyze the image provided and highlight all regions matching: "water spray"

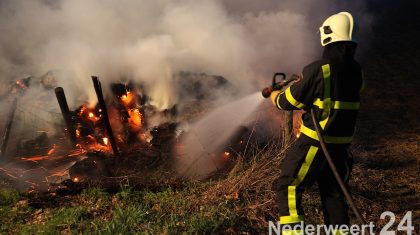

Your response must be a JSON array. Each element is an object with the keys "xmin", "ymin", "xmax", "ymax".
[{"xmin": 177, "ymin": 92, "xmax": 264, "ymax": 178}]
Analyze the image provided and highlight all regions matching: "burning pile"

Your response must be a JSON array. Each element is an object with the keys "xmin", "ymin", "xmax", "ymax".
[
  {"xmin": 57, "ymin": 77, "xmax": 148, "ymax": 155},
  {"xmin": 1, "ymin": 70, "xmax": 295, "ymax": 194},
  {"xmin": 0, "ymin": 72, "xmax": 239, "ymax": 192},
  {"xmin": 0, "ymin": 75, "xmax": 182, "ymax": 192}
]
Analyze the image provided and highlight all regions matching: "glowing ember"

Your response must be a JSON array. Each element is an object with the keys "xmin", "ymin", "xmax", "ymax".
[
  {"xmin": 75, "ymin": 129, "xmax": 81, "ymax": 138},
  {"xmin": 296, "ymin": 133, "xmax": 301, "ymax": 138},
  {"xmin": 73, "ymin": 177, "xmax": 79, "ymax": 182},
  {"xmin": 79, "ymin": 106, "xmax": 87, "ymax": 114},
  {"xmin": 47, "ymin": 145, "xmax": 57, "ymax": 155},
  {"xmin": 15, "ymin": 79, "xmax": 29, "ymax": 90},
  {"xmin": 128, "ymin": 108, "xmax": 142, "ymax": 127},
  {"xmin": 88, "ymin": 112, "xmax": 94, "ymax": 118},
  {"xmin": 102, "ymin": 137, "xmax": 109, "ymax": 145},
  {"xmin": 121, "ymin": 91, "xmax": 134, "ymax": 106},
  {"xmin": 223, "ymin": 151, "xmax": 231, "ymax": 160}
]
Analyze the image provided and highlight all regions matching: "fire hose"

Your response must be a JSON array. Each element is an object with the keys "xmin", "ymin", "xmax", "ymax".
[
  {"xmin": 262, "ymin": 73, "xmax": 368, "ymax": 227},
  {"xmin": 309, "ymin": 108, "xmax": 367, "ymax": 226}
]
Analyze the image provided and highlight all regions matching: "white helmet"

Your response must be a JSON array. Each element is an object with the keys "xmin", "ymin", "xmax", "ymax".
[{"xmin": 320, "ymin": 12, "xmax": 355, "ymax": 46}]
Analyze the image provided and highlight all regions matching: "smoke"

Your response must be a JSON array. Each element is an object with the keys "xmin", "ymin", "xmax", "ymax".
[
  {"xmin": 0, "ymin": 0, "xmax": 372, "ymax": 109},
  {"xmin": 0, "ymin": 0, "xmax": 373, "ymax": 181}
]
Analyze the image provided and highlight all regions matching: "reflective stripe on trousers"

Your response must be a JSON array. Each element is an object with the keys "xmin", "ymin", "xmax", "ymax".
[{"xmin": 280, "ymin": 146, "xmax": 319, "ymax": 225}]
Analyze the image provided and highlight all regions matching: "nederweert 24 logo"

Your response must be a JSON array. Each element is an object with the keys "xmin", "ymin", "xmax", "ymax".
[{"xmin": 268, "ymin": 211, "xmax": 414, "ymax": 235}]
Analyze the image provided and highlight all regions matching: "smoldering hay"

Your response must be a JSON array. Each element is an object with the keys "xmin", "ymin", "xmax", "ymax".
[{"xmin": 0, "ymin": 0, "xmax": 373, "ymax": 177}]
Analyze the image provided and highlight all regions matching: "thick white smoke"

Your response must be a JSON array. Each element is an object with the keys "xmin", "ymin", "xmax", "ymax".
[
  {"xmin": 0, "ymin": 0, "xmax": 371, "ymax": 110},
  {"xmin": 0, "ymin": 0, "xmax": 373, "ymax": 182}
]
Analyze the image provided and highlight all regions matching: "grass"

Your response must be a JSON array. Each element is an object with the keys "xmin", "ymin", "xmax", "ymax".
[
  {"xmin": 0, "ymin": 140, "xmax": 285, "ymax": 234},
  {"xmin": 0, "ymin": 140, "xmax": 332, "ymax": 234},
  {"xmin": 1, "ymin": 129, "xmax": 418, "ymax": 234},
  {"xmin": 0, "ymin": 180, "xmax": 256, "ymax": 234}
]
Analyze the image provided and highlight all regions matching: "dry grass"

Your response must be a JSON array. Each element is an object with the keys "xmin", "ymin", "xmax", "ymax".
[{"xmin": 202, "ymin": 140, "xmax": 288, "ymax": 225}]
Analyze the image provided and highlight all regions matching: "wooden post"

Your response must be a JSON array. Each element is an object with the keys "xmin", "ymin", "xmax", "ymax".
[
  {"xmin": 0, "ymin": 98, "xmax": 18, "ymax": 158},
  {"xmin": 92, "ymin": 76, "xmax": 119, "ymax": 156},
  {"xmin": 284, "ymin": 111, "xmax": 294, "ymax": 144},
  {"xmin": 55, "ymin": 87, "xmax": 77, "ymax": 145}
]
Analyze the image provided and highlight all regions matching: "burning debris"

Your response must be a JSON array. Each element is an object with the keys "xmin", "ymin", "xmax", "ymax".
[{"xmin": 0, "ymin": 72, "xmax": 247, "ymax": 192}]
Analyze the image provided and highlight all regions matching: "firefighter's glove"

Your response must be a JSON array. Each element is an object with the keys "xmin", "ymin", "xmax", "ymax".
[{"xmin": 270, "ymin": 90, "xmax": 282, "ymax": 106}]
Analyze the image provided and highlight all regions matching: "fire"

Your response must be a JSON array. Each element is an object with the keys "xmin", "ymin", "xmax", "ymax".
[
  {"xmin": 79, "ymin": 106, "xmax": 87, "ymax": 115},
  {"xmin": 223, "ymin": 151, "xmax": 230, "ymax": 160},
  {"xmin": 102, "ymin": 137, "xmax": 109, "ymax": 145},
  {"xmin": 47, "ymin": 145, "xmax": 57, "ymax": 155},
  {"xmin": 121, "ymin": 91, "xmax": 134, "ymax": 106},
  {"xmin": 75, "ymin": 129, "xmax": 81, "ymax": 138},
  {"xmin": 15, "ymin": 79, "xmax": 29, "ymax": 90},
  {"xmin": 120, "ymin": 90, "xmax": 143, "ymax": 130},
  {"xmin": 128, "ymin": 108, "xmax": 142, "ymax": 127},
  {"xmin": 87, "ymin": 112, "xmax": 99, "ymax": 122},
  {"xmin": 72, "ymin": 177, "xmax": 79, "ymax": 182}
]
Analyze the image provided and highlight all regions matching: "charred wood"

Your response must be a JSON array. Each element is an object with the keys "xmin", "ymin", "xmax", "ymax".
[
  {"xmin": 0, "ymin": 98, "xmax": 18, "ymax": 159},
  {"xmin": 92, "ymin": 76, "xmax": 119, "ymax": 156},
  {"xmin": 54, "ymin": 87, "xmax": 77, "ymax": 145}
]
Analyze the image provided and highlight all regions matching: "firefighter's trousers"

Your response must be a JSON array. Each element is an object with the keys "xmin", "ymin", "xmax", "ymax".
[{"xmin": 272, "ymin": 135, "xmax": 353, "ymax": 230}]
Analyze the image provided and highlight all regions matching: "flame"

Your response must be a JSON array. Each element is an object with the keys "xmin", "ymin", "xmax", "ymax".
[
  {"xmin": 79, "ymin": 106, "xmax": 87, "ymax": 115},
  {"xmin": 75, "ymin": 129, "xmax": 81, "ymax": 138},
  {"xmin": 128, "ymin": 108, "xmax": 142, "ymax": 127},
  {"xmin": 87, "ymin": 112, "xmax": 99, "ymax": 122},
  {"xmin": 102, "ymin": 137, "xmax": 109, "ymax": 145},
  {"xmin": 121, "ymin": 91, "xmax": 134, "ymax": 106}
]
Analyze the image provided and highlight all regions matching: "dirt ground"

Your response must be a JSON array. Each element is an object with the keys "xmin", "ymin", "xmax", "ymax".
[{"xmin": 350, "ymin": 0, "xmax": 420, "ymax": 229}]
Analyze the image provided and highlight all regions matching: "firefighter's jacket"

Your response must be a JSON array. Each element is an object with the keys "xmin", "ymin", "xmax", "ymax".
[{"xmin": 273, "ymin": 42, "xmax": 363, "ymax": 144}]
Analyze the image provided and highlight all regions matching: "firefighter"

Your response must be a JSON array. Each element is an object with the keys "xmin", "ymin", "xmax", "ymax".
[{"xmin": 270, "ymin": 12, "xmax": 363, "ymax": 234}]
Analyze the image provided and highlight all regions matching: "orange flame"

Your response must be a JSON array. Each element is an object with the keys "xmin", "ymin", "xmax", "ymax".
[
  {"xmin": 121, "ymin": 91, "xmax": 134, "ymax": 106},
  {"xmin": 128, "ymin": 108, "xmax": 142, "ymax": 127}
]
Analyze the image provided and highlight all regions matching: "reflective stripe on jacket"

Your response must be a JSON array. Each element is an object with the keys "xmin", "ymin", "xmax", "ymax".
[{"xmin": 274, "ymin": 43, "xmax": 363, "ymax": 144}]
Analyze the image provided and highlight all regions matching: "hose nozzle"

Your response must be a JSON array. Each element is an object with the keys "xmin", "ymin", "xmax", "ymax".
[{"xmin": 261, "ymin": 86, "xmax": 273, "ymax": 98}]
